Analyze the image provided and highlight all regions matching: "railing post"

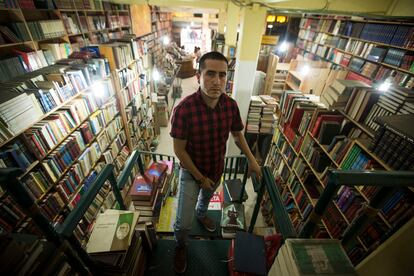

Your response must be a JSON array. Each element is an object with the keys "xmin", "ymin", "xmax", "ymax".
[
  {"xmin": 0, "ymin": 168, "xmax": 91, "ymax": 275},
  {"xmin": 108, "ymin": 168, "xmax": 126, "ymax": 210},
  {"xmin": 341, "ymin": 186, "xmax": 395, "ymax": 247},
  {"xmin": 248, "ymin": 170, "xmax": 265, "ymax": 233}
]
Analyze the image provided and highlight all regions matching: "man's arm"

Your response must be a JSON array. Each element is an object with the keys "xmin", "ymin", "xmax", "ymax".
[
  {"xmin": 173, "ymin": 138, "xmax": 214, "ymax": 189},
  {"xmin": 231, "ymin": 131, "xmax": 262, "ymax": 179}
]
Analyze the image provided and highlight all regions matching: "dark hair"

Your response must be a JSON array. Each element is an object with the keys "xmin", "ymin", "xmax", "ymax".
[{"xmin": 198, "ymin": 51, "xmax": 228, "ymax": 72}]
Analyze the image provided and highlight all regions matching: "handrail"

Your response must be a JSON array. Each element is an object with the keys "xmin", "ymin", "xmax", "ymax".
[
  {"xmin": 56, "ymin": 164, "xmax": 126, "ymax": 238},
  {"xmin": 298, "ymin": 170, "xmax": 414, "ymax": 247}
]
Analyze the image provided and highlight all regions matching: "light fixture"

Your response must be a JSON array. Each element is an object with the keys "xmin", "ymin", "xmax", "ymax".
[
  {"xmin": 300, "ymin": 64, "xmax": 311, "ymax": 76},
  {"xmin": 266, "ymin": 15, "xmax": 276, "ymax": 23},
  {"xmin": 276, "ymin": 16, "xmax": 287, "ymax": 23},
  {"xmin": 267, "ymin": 24, "xmax": 273, "ymax": 29},
  {"xmin": 91, "ymin": 82, "xmax": 105, "ymax": 98},
  {"xmin": 162, "ymin": 36, "xmax": 170, "ymax": 45},
  {"xmin": 190, "ymin": 21, "xmax": 194, "ymax": 27},
  {"xmin": 152, "ymin": 69, "xmax": 161, "ymax": 82},
  {"xmin": 378, "ymin": 77, "xmax": 393, "ymax": 92},
  {"xmin": 224, "ymin": 26, "xmax": 227, "ymax": 32},
  {"xmin": 278, "ymin": 41, "xmax": 289, "ymax": 53}
]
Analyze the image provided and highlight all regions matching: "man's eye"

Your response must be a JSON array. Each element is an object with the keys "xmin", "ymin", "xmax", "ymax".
[
  {"xmin": 219, "ymin": 73, "xmax": 227, "ymax": 78},
  {"xmin": 207, "ymin": 72, "xmax": 216, "ymax": 77}
]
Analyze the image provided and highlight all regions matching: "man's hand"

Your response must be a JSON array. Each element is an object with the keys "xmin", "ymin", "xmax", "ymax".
[
  {"xmin": 248, "ymin": 159, "xmax": 262, "ymax": 180},
  {"xmin": 199, "ymin": 176, "xmax": 215, "ymax": 191}
]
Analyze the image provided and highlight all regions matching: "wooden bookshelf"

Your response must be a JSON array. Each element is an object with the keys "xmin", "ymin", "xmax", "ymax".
[
  {"xmin": 307, "ymin": 131, "xmax": 341, "ymax": 167},
  {"xmin": 297, "ymin": 16, "xmax": 414, "ymax": 89}
]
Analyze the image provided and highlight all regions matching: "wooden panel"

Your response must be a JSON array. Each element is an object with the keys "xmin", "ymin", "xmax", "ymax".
[{"xmin": 130, "ymin": 4, "xmax": 152, "ymax": 37}]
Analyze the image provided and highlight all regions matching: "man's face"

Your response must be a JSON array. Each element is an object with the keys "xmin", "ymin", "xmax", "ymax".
[{"xmin": 197, "ymin": 59, "xmax": 228, "ymax": 99}]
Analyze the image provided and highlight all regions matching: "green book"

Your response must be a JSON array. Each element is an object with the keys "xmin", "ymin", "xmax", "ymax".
[
  {"xmin": 86, "ymin": 210, "xmax": 139, "ymax": 253},
  {"xmin": 283, "ymin": 239, "xmax": 357, "ymax": 275}
]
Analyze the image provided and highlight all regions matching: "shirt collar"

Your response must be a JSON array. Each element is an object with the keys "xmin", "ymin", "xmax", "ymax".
[{"xmin": 196, "ymin": 88, "xmax": 224, "ymax": 110}]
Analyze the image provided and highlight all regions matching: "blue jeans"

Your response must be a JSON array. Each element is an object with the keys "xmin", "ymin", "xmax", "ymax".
[{"xmin": 174, "ymin": 168, "xmax": 220, "ymax": 248}]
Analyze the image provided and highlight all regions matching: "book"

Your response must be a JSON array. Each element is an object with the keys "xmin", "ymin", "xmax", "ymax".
[
  {"xmin": 274, "ymin": 239, "xmax": 357, "ymax": 276},
  {"xmin": 220, "ymin": 202, "xmax": 245, "ymax": 230},
  {"xmin": 233, "ymin": 231, "xmax": 267, "ymax": 276},
  {"xmin": 129, "ymin": 174, "xmax": 157, "ymax": 203},
  {"xmin": 223, "ymin": 178, "xmax": 248, "ymax": 202},
  {"xmin": 86, "ymin": 210, "xmax": 139, "ymax": 254}
]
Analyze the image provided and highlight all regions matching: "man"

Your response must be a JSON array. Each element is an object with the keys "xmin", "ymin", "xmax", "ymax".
[{"xmin": 170, "ymin": 51, "xmax": 262, "ymax": 273}]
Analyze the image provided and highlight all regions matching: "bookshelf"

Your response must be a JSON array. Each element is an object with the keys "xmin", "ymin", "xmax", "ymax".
[
  {"xmin": 295, "ymin": 15, "xmax": 414, "ymax": 89},
  {"xmin": 0, "ymin": 1, "xmax": 172, "ymax": 244},
  {"xmin": 265, "ymin": 89, "xmax": 414, "ymax": 265}
]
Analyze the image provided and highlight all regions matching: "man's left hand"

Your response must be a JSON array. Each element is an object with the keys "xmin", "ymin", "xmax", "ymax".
[{"xmin": 248, "ymin": 159, "xmax": 262, "ymax": 180}]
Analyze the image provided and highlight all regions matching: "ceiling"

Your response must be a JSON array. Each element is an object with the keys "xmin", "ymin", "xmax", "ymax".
[{"xmin": 112, "ymin": 0, "xmax": 414, "ymax": 17}]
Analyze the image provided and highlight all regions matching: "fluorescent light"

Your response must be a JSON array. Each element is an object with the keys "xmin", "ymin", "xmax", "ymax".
[
  {"xmin": 378, "ymin": 76, "xmax": 393, "ymax": 92},
  {"xmin": 278, "ymin": 41, "xmax": 289, "ymax": 52},
  {"xmin": 153, "ymin": 69, "xmax": 161, "ymax": 81},
  {"xmin": 378, "ymin": 81, "xmax": 392, "ymax": 91},
  {"xmin": 300, "ymin": 64, "xmax": 311, "ymax": 76},
  {"xmin": 267, "ymin": 24, "xmax": 273, "ymax": 29},
  {"xmin": 162, "ymin": 36, "xmax": 170, "ymax": 45},
  {"xmin": 91, "ymin": 82, "xmax": 105, "ymax": 98}
]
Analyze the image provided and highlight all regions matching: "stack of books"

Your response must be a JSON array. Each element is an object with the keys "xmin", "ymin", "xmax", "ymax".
[
  {"xmin": 130, "ymin": 161, "xmax": 172, "ymax": 223},
  {"xmin": 370, "ymin": 114, "xmax": 414, "ymax": 170},
  {"xmin": 86, "ymin": 209, "xmax": 147, "ymax": 275},
  {"xmin": 365, "ymin": 87, "xmax": 414, "ymax": 130},
  {"xmin": 260, "ymin": 95, "xmax": 278, "ymax": 134},
  {"xmin": 246, "ymin": 96, "xmax": 264, "ymax": 133},
  {"xmin": 269, "ymin": 239, "xmax": 357, "ymax": 275},
  {"xmin": 320, "ymin": 79, "xmax": 371, "ymax": 110}
]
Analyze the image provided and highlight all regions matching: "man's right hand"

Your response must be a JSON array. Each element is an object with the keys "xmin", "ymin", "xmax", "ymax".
[{"xmin": 198, "ymin": 176, "xmax": 215, "ymax": 191}]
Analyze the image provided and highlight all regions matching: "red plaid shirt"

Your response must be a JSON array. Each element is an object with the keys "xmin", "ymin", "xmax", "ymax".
[{"xmin": 170, "ymin": 89, "xmax": 244, "ymax": 182}]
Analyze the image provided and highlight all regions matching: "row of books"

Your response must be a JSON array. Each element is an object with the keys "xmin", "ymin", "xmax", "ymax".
[
  {"xmin": 370, "ymin": 114, "xmax": 414, "ymax": 170},
  {"xmin": 31, "ymin": 115, "xmax": 117, "ymax": 195},
  {"xmin": 27, "ymin": 20, "xmax": 65, "ymax": 41},
  {"xmin": 1, "ymin": 233, "xmax": 80, "ymax": 275},
  {"xmin": 296, "ymin": 40, "xmax": 414, "ymax": 89},
  {"xmin": 300, "ymin": 17, "xmax": 414, "ymax": 48},
  {"xmin": 102, "ymin": 130, "xmax": 127, "ymax": 164},
  {"xmin": 0, "ymin": 57, "xmax": 111, "ymax": 141}
]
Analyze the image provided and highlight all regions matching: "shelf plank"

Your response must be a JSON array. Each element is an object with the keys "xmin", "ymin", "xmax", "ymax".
[
  {"xmin": 278, "ymin": 126, "xmax": 300, "ymax": 156},
  {"xmin": 307, "ymin": 131, "xmax": 340, "ymax": 167},
  {"xmin": 0, "ymin": 41, "xmax": 33, "ymax": 48},
  {"xmin": 337, "ymin": 110, "xmax": 375, "ymax": 139},
  {"xmin": 0, "ymin": 93, "xmax": 81, "ymax": 148}
]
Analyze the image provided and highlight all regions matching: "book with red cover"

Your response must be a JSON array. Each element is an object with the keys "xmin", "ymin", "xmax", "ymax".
[
  {"xmin": 144, "ymin": 162, "xmax": 168, "ymax": 186},
  {"xmin": 129, "ymin": 175, "xmax": 155, "ymax": 201}
]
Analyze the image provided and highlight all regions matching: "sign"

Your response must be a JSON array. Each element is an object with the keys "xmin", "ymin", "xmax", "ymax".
[{"xmin": 261, "ymin": 35, "xmax": 279, "ymax": 45}]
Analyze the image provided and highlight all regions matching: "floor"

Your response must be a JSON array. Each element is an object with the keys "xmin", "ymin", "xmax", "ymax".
[{"xmin": 155, "ymin": 76, "xmax": 268, "ymax": 231}]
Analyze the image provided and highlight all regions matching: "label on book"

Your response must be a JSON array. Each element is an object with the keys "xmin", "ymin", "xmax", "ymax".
[{"xmin": 87, "ymin": 211, "xmax": 138, "ymax": 253}]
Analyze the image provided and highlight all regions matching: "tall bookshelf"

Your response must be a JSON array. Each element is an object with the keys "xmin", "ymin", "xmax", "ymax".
[
  {"xmin": 295, "ymin": 15, "xmax": 414, "ymax": 89},
  {"xmin": 265, "ymin": 89, "xmax": 414, "ymax": 265},
  {"xmin": 0, "ymin": 1, "xmax": 171, "ymax": 245}
]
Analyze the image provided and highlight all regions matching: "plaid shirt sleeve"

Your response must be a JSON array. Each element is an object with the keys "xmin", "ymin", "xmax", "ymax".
[
  {"xmin": 170, "ymin": 103, "xmax": 188, "ymax": 140},
  {"xmin": 231, "ymin": 101, "xmax": 244, "ymax": 132}
]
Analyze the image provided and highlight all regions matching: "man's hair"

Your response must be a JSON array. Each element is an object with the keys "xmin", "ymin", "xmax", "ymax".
[{"xmin": 198, "ymin": 51, "xmax": 228, "ymax": 72}]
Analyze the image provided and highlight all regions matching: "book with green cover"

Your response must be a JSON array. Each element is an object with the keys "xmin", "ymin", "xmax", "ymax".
[
  {"xmin": 284, "ymin": 239, "xmax": 357, "ymax": 275},
  {"xmin": 86, "ymin": 210, "xmax": 139, "ymax": 253}
]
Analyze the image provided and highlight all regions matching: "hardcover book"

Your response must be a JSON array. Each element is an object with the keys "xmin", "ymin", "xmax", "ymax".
[
  {"xmin": 86, "ymin": 210, "xmax": 139, "ymax": 254},
  {"xmin": 220, "ymin": 202, "xmax": 245, "ymax": 230}
]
